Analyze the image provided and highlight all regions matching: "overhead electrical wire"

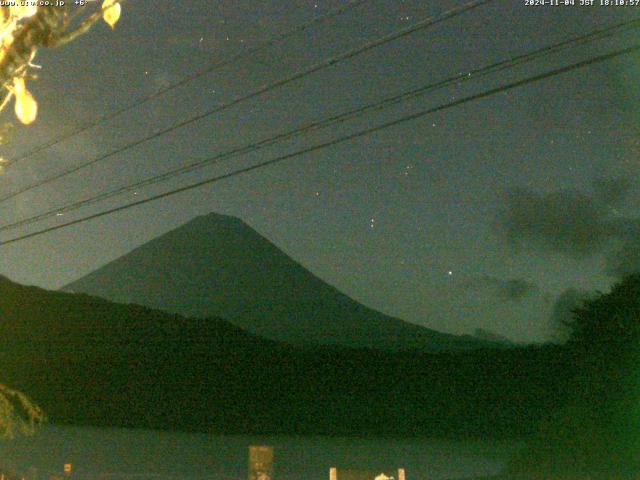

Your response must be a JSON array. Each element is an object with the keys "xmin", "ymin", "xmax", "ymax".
[
  {"xmin": 0, "ymin": 0, "xmax": 492, "ymax": 204},
  {"xmin": 2, "ymin": 0, "xmax": 372, "ymax": 169},
  {"xmin": 1, "ymin": 43, "xmax": 637, "ymax": 247},
  {"xmin": 1, "ymin": 17, "xmax": 638, "ymax": 233}
]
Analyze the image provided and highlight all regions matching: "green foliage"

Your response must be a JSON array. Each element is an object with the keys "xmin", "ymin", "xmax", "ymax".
[
  {"xmin": 567, "ymin": 273, "xmax": 640, "ymax": 350},
  {"xmin": 508, "ymin": 274, "xmax": 640, "ymax": 479},
  {"xmin": 0, "ymin": 2, "xmax": 122, "ymax": 125},
  {"xmin": 0, "ymin": 383, "xmax": 45, "ymax": 438},
  {"xmin": 0, "ymin": 275, "xmax": 571, "ymax": 438}
]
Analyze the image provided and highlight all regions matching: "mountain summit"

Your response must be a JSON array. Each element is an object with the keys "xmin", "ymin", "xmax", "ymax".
[{"xmin": 64, "ymin": 212, "xmax": 485, "ymax": 351}]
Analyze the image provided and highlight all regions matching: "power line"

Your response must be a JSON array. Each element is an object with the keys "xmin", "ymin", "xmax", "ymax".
[
  {"xmin": 1, "ymin": 43, "xmax": 637, "ymax": 247},
  {"xmin": 0, "ymin": 0, "xmax": 492, "ymax": 205},
  {"xmin": 1, "ymin": 17, "xmax": 638, "ymax": 233},
  {"xmin": 2, "ymin": 0, "xmax": 372, "ymax": 169}
]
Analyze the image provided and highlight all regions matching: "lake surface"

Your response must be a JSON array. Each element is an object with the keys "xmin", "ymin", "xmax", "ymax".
[{"xmin": 0, "ymin": 425, "xmax": 519, "ymax": 480}]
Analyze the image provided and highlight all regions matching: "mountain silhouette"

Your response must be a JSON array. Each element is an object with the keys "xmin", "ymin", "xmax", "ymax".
[
  {"xmin": 64, "ymin": 213, "xmax": 487, "ymax": 351},
  {"xmin": 473, "ymin": 328, "xmax": 515, "ymax": 346}
]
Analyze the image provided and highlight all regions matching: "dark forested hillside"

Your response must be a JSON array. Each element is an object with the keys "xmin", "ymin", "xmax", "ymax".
[{"xmin": 1, "ymin": 275, "xmax": 572, "ymax": 437}]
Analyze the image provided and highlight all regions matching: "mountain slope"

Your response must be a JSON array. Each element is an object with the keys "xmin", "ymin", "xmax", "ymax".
[
  {"xmin": 64, "ymin": 213, "xmax": 485, "ymax": 351},
  {"xmin": 0, "ymin": 275, "xmax": 570, "ymax": 437},
  {"xmin": 474, "ymin": 328, "xmax": 515, "ymax": 346}
]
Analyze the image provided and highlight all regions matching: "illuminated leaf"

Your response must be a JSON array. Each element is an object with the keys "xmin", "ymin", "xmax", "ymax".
[
  {"xmin": 13, "ymin": 77, "xmax": 37, "ymax": 125},
  {"xmin": 102, "ymin": 0, "xmax": 121, "ymax": 29},
  {"xmin": 2, "ymin": 29, "xmax": 14, "ymax": 49},
  {"xmin": 9, "ymin": 5, "xmax": 37, "ymax": 20}
]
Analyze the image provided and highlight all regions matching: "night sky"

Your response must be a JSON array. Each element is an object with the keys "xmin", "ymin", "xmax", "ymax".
[{"xmin": 0, "ymin": 0, "xmax": 638, "ymax": 342}]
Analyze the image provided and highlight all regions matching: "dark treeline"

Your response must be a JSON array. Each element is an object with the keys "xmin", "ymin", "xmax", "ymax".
[
  {"xmin": 0, "ymin": 275, "xmax": 572, "ymax": 438},
  {"xmin": 1, "ymin": 274, "xmax": 638, "ymax": 478},
  {"xmin": 506, "ymin": 274, "xmax": 640, "ymax": 479}
]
